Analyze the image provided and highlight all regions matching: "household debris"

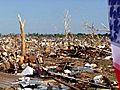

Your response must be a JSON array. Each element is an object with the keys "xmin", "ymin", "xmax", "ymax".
[{"xmin": 0, "ymin": 15, "xmax": 116, "ymax": 90}]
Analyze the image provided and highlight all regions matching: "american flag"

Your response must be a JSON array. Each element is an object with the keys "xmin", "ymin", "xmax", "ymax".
[{"xmin": 109, "ymin": 0, "xmax": 120, "ymax": 89}]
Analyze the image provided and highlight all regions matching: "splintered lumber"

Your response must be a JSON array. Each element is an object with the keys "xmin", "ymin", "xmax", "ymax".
[
  {"xmin": 52, "ymin": 77, "xmax": 80, "ymax": 90},
  {"xmin": 18, "ymin": 14, "xmax": 26, "ymax": 57},
  {"xmin": 89, "ymin": 82, "xmax": 110, "ymax": 89},
  {"xmin": 102, "ymin": 76, "xmax": 114, "ymax": 90},
  {"xmin": 44, "ymin": 69, "xmax": 111, "ymax": 89}
]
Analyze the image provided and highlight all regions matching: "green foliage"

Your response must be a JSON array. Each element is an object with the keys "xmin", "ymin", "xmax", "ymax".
[{"xmin": 0, "ymin": 32, "xmax": 109, "ymax": 38}]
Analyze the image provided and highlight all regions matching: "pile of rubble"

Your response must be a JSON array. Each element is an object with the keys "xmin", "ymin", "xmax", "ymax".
[{"xmin": 0, "ymin": 33, "xmax": 117, "ymax": 90}]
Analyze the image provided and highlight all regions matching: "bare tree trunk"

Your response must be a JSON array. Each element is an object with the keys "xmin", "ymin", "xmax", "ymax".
[
  {"xmin": 18, "ymin": 14, "xmax": 26, "ymax": 64},
  {"xmin": 18, "ymin": 14, "xmax": 26, "ymax": 56},
  {"xmin": 64, "ymin": 10, "xmax": 71, "ymax": 45}
]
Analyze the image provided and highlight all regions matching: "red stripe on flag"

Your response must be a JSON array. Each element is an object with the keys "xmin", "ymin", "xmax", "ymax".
[
  {"xmin": 114, "ymin": 67, "xmax": 120, "ymax": 90},
  {"xmin": 114, "ymin": 62, "xmax": 120, "ymax": 71}
]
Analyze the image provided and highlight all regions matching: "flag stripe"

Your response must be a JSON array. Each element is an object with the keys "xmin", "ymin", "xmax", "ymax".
[
  {"xmin": 111, "ymin": 44, "xmax": 120, "ymax": 71},
  {"xmin": 114, "ymin": 67, "xmax": 120, "ymax": 89},
  {"xmin": 108, "ymin": 0, "xmax": 120, "ymax": 89},
  {"xmin": 113, "ymin": 62, "xmax": 120, "ymax": 71}
]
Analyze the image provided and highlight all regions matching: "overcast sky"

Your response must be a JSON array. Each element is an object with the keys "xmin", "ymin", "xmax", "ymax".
[{"xmin": 0, "ymin": 0, "xmax": 108, "ymax": 34}]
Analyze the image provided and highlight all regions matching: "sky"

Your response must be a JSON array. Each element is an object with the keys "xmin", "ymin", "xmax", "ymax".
[{"xmin": 0, "ymin": 0, "xmax": 108, "ymax": 34}]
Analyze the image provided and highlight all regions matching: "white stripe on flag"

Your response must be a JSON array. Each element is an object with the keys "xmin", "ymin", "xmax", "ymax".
[{"xmin": 111, "ymin": 44, "xmax": 120, "ymax": 70}]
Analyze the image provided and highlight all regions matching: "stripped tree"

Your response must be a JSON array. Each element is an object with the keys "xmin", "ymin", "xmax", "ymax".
[
  {"xmin": 64, "ymin": 10, "xmax": 73, "ymax": 46},
  {"xmin": 64, "ymin": 10, "xmax": 71, "ymax": 41},
  {"xmin": 18, "ymin": 14, "xmax": 26, "ymax": 63}
]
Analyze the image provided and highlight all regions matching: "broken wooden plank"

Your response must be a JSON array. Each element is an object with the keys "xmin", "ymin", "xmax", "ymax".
[{"xmin": 52, "ymin": 77, "xmax": 80, "ymax": 90}]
